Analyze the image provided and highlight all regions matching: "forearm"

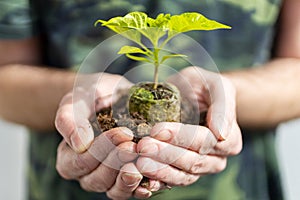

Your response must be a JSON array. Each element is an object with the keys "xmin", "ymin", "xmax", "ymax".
[
  {"xmin": 224, "ymin": 58, "xmax": 300, "ymax": 129},
  {"xmin": 0, "ymin": 64, "xmax": 75, "ymax": 131}
]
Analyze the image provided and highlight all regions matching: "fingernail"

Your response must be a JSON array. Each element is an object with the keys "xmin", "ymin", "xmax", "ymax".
[
  {"xmin": 153, "ymin": 130, "xmax": 171, "ymax": 141},
  {"xmin": 139, "ymin": 143, "xmax": 158, "ymax": 154},
  {"xmin": 121, "ymin": 173, "xmax": 142, "ymax": 186},
  {"xmin": 149, "ymin": 180, "xmax": 160, "ymax": 191},
  {"xmin": 138, "ymin": 187, "xmax": 152, "ymax": 197},
  {"xmin": 71, "ymin": 128, "xmax": 93, "ymax": 153},
  {"xmin": 119, "ymin": 127, "xmax": 134, "ymax": 137}
]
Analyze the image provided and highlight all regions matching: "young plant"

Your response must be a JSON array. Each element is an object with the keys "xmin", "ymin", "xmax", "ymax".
[
  {"xmin": 95, "ymin": 12, "xmax": 231, "ymax": 188},
  {"xmin": 95, "ymin": 11, "xmax": 231, "ymax": 89}
]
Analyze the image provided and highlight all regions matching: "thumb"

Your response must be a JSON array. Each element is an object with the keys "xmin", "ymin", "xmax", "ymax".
[
  {"xmin": 206, "ymin": 76, "xmax": 236, "ymax": 141},
  {"xmin": 55, "ymin": 92, "xmax": 94, "ymax": 153}
]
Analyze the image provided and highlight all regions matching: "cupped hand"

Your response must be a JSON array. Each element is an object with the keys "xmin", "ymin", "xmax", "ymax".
[
  {"xmin": 135, "ymin": 66, "xmax": 242, "ymax": 187},
  {"xmin": 55, "ymin": 73, "xmax": 157, "ymax": 199},
  {"xmin": 56, "ymin": 127, "xmax": 145, "ymax": 199},
  {"xmin": 55, "ymin": 73, "xmax": 132, "ymax": 153}
]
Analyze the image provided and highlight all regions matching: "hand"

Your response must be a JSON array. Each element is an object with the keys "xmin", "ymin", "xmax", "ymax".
[
  {"xmin": 55, "ymin": 73, "xmax": 155, "ymax": 199},
  {"xmin": 55, "ymin": 73, "xmax": 132, "ymax": 153},
  {"xmin": 135, "ymin": 66, "xmax": 242, "ymax": 187}
]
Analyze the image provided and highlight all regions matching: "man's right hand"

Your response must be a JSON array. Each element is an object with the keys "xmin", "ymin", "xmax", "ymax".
[{"xmin": 54, "ymin": 73, "xmax": 157, "ymax": 199}]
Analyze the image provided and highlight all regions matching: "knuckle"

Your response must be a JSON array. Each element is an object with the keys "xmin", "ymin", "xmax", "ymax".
[
  {"xmin": 117, "ymin": 142, "xmax": 137, "ymax": 163},
  {"xmin": 105, "ymin": 127, "xmax": 133, "ymax": 144},
  {"xmin": 56, "ymin": 162, "xmax": 70, "ymax": 180},
  {"xmin": 189, "ymin": 160, "xmax": 204, "ymax": 174},
  {"xmin": 230, "ymin": 142, "xmax": 242, "ymax": 155},
  {"xmin": 55, "ymin": 165, "xmax": 64, "ymax": 178},
  {"xmin": 136, "ymin": 158, "xmax": 157, "ymax": 177},
  {"xmin": 155, "ymin": 169, "xmax": 168, "ymax": 180},
  {"xmin": 56, "ymin": 157, "xmax": 72, "ymax": 180},
  {"xmin": 230, "ymin": 130, "xmax": 243, "ymax": 156},
  {"xmin": 214, "ymin": 159, "xmax": 227, "ymax": 173},
  {"xmin": 56, "ymin": 142, "xmax": 72, "ymax": 180},
  {"xmin": 176, "ymin": 172, "xmax": 198, "ymax": 187},
  {"xmin": 79, "ymin": 178, "xmax": 93, "ymax": 192},
  {"xmin": 73, "ymin": 154, "xmax": 91, "ymax": 175},
  {"xmin": 143, "ymin": 168, "xmax": 157, "ymax": 178},
  {"xmin": 214, "ymin": 144, "xmax": 230, "ymax": 155},
  {"xmin": 226, "ymin": 133, "xmax": 242, "ymax": 156}
]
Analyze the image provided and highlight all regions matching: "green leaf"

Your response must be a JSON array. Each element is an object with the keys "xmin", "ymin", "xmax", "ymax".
[
  {"xmin": 95, "ymin": 12, "xmax": 171, "ymax": 47},
  {"xmin": 168, "ymin": 12, "xmax": 231, "ymax": 35},
  {"xmin": 160, "ymin": 54, "xmax": 188, "ymax": 64},
  {"xmin": 96, "ymin": 12, "xmax": 148, "ymax": 30},
  {"xmin": 141, "ymin": 13, "xmax": 171, "ymax": 45},
  {"xmin": 146, "ymin": 13, "xmax": 170, "ymax": 30},
  {"xmin": 125, "ymin": 54, "xmax": 152, "ymax": 63},
  {"xmin": 95, "ymin": 11, "xmax": 232, "ymax": 72},
  {"xmin": 118, "ymin": 46, "xmax": 148, "ymax": 55},
  {"xmin": 94, "ymin": 12, "xmax": 149, "ymax": 44}
]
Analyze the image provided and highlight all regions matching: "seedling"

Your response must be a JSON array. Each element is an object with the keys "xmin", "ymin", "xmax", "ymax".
[
  {"xmin": 95, "ymin": 11, "xmax": 230, "ymax": 127},
  {"xmin": 95, "ymin": 11, "xmax": 230, "ymax": 89},
  {"xmin": 95, "ymin": 11, "xmax": 231, "ymax": 189}
]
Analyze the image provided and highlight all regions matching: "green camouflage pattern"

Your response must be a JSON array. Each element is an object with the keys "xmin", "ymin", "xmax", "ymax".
[
  {"xmin": 0, "ymin": 0, "xmax": 35, "ymax": 38},
  {"xmin": 0, "ymin": 0, "xmax": 283, "ymax": 199}
]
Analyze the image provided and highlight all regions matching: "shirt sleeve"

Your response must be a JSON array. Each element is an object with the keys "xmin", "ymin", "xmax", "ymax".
[{"xmin": 0, "ymin": 0, "xmax": 38, "ymax": 39}]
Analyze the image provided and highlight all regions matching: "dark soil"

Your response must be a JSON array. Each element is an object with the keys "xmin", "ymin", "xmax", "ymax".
[{"xmin": 139, "ymin": 82, "xmax": 175, "ymax": 100}]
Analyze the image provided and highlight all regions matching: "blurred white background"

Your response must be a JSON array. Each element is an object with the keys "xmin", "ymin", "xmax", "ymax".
[
  {"xmin": 0, "ymin": 118, "xmax": 299, "ymax": 200},
  {"xmin": 0, "ymin": 120, "xmax": 28, "ymax": 200}
]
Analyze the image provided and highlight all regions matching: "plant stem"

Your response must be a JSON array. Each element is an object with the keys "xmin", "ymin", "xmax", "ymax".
[
  {"xmin": 153, "ymin": 62, "xmax": 159, "ymax": 90},
  {"xmin": 153, "ymin": 48, "xmax": 159, "ymax": 90}
]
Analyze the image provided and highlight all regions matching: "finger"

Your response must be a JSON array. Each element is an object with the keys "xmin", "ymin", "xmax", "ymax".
[
  {"xmin": 170, "ymin": 67, "xmax": 237, "ymax": 141},
  {"xmin": 56, "ymin": 140, "xmax": 99, "ymax": 180},
  {"xmin": 136, "ymin": 157, "xmax": 200, "ymax": 187},
  {"xmin": 95, "ymin": 74, "xmax": 133, "ymax": 111},
  {"xmin": 133, "ymin": 187, "xmax": 152, "ymax": 199},
  {"xmin": 138, "ymin": 137, "xmax": 227, "ymax": 174},
  {"xmin": 79, "ymin": 141, "xmax": 137, "ymax": 193},
  {"xmin": 106, "ymin": 163, "xmax": 143, "ymax": 200},
  {"xmin": 55, "ymin": 91, "xmax": 94, "ymax": 153},
  {"xmin": 88, "ymin": 127, "xmax": 134, "ymax": 162},
  {"xmin": 210, "ymin": 122, "xmax": 242, "ymax": 156},
  {"xmin": 206, "ymin": 76, "xmax": 237, "ymax": 141},
  {"xmin": 133, "ymin": 179, "xmax": 172, "ymax": 199},
  {"xmin": 56, "ymin": 128, "xmax": 134, "ymax": 180},
  {"xmin": 167, "ymin": 66, "xmax": 210, "ymax": 110},
  {"xmin": 141, "ymin": 179, "xmax": 168, "ymax": 192},
  {"xmin": 150, "ymin": 122, "xmax": 217, "ymax": 154},
  {"xmin": 167, "ymin": 74, "xmax": 195, "ymax": 101}
]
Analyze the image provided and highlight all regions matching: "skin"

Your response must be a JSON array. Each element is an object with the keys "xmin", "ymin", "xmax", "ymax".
[
  {"xmin": 0, "ymin": 37, "xmax": 75, "ymax": 130},
  {"xmin": 0, "ymin": 0, "xmax": 299, "ymax": 199}
]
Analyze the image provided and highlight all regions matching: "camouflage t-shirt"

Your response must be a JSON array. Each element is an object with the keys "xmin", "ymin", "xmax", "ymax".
[{"xmin": 0, "ymin": 0, "xmax": 283, "ymax": 199}]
